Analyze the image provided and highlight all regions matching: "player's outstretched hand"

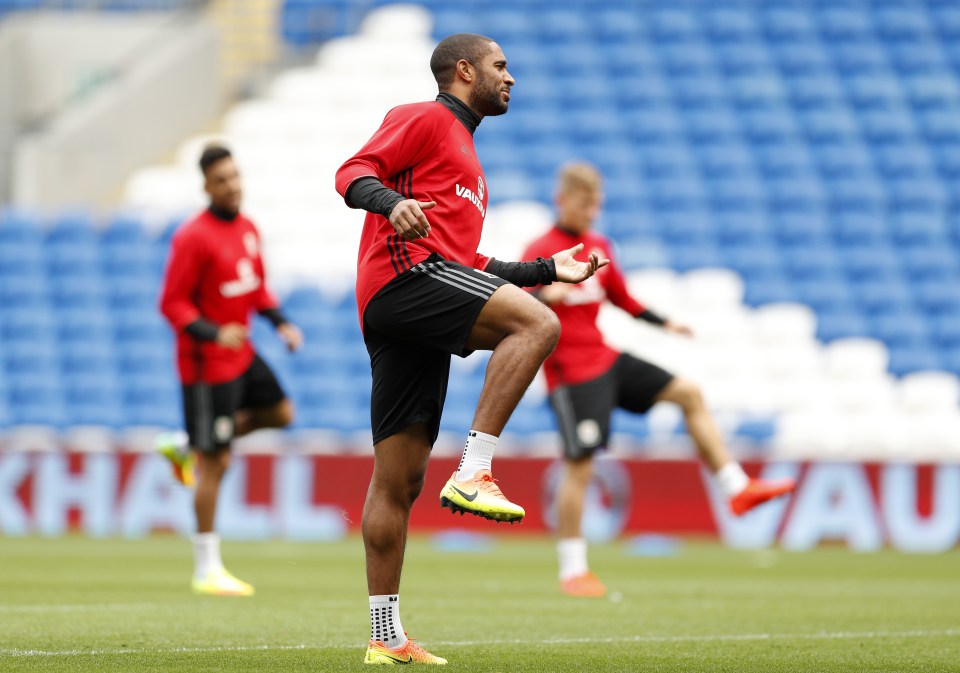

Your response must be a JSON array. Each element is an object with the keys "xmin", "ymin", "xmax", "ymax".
[
  {"xmin": 389, "ymin": 199, "xmax": 435, "ymax": 241},
  {"xmin": 216, "ymin": 322, "xmax": 248, "ymax": 350},
  {"xmin": 664, "ymin": 321, "xmax": 694, "ymax": 338},
  {"xmin": 277, "ymin": 323, "xmax": 304, "ymax": 352},
  {"xmin": 552, "ymin": 243, "xmax": 610, "ymax": 284}
]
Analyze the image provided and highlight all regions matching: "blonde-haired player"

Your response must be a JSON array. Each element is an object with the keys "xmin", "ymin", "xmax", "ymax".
[{"xmin": 523, "ymin": 162, "xmax": 796, "ymax": 597}]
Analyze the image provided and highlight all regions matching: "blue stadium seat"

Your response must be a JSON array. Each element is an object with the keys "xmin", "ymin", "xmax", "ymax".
[
  {"xmin": 743, "ymin": 277, "xmax": 796, "ymax": 306},
  {"xmin": 816, "ymin": 311, "xmax": 870, "ymax": 342},
  {"xmin": 48, "ymin": 210, "xmax": 98, "ymax": 245},
  {"xmin": 539, "ymin": 9, "xmax": 591, "ymax": 42},
  {"xmin": 931, "ymin": 314, "xmax": 960, "ymax": 350},
  {"xmin": 1, "ymin": 307, "xmax": 56, "ymax": 343},
  {"xmin": 761, "ymin": 7, "xmax": 818, "ymax": 43},
  {"xmin": 793, "ymin": 278, "xmax": 855, "ymax": 314},
  {"xmin": 873, "ymin": 6, "xmax": 934, "ymax": 42},
  {"xmin": 869, "ymin": 313, "xmax": 931, "ymax": 349},
  {"xmin": 815, "ymin": 142, "xmax": 874, "ymax": 180},
  {"xmin": 659, "ymin": 42, "xmax": 715, "ymax": 76},
  {"xmin": 842, "ymin": 246, "xmax": 902, "ymax": 282},
  {"xmin": 774, "ymin": 212, "xmax": 831, "ymax": 246},
  {"xmin": 914, "ymin": 281, "xmax": 960, "ymax": 316},
  {"xmin": 703, "ymin": 7, "xmax": 759, "ymax": 43},
  {"xmin": 772, "ymin": 42, "xmax": 831, "ymax": 76},
  {"xmin": 782, "ymin": 245, "xmax": 842, "ymax": 281},
  {"xmin": 846, "ymin": 75, "xmax": 904, "ymax": 110},
  {"xmin": 852, "ymin": 279, "xmax": 914, "ymax": 316},
  {"xmin": 649, "ymin": 7, "xmax": 701, "ymax": 43},
  {"xmin": 686, "ymin": 112, "xmax": 742, "ymax": 150},
  {"xmin": 61, "ymin": 342, "xmax": 118, "ymax": 376},
  {"xmin": 888, "ymin": 346, "xmax": 942, "ymax": 377},
  {"xmin": 8, "ymin": 381, "xmax": 67, "ymax": 428},
  {"xmin": 51, "ymin": 275, "xmax": 108, "ymax": 310},
  {"xmin": 4, "ymin": 340, "xmax": 59, "ymax": 378},
  {"xmin": 591, "ymin": 8, "xmax": 647, "ymax": 44},
  {"xmin": 831, "ymin": 213, "xmax": 890, "ymax": 246},
  {"xmin": 0, "ymin": 275, "xmax": 50, "ymax": 310},
  {"xmin": 902, "ymin": 245, "xmax": 956, "ymax": 281}
]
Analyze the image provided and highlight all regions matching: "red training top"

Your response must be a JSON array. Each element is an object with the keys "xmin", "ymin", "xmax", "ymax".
[
  {"xmin": 522, "ymin": 226, "xmax": 647, "ymax": 392},
  {"xmin": 159, "ymin": 209, "xmax": 279, "ymax": 385},
  {"xmin": 335, "ymin": 101, "xmax": 492, "ymax": 325}
]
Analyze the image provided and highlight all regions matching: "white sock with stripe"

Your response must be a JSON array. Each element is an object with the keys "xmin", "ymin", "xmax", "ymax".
[
  {"xmin": 369, "ymin": 595, "xmax": 407, "ymax": 648},
  {"xmin": 557, "ymin": 537, "xmax": 589, "ymax": 581},
  {"xmin": 716, "ymin": 462, "xmax": 750, "ymax": 498},
  {"xmin": 193, "ymin": 532, "xmax": 224, "ymax": 580},
  {"xmin": 455, "ymin": 430, "xmax": 498, "ymax": 481}
]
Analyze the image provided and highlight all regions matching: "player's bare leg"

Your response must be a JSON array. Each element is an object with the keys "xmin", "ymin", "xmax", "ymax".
[
  {"xmin": 362, "ymin": 423, "xmax": 434, "ymax": 656},
  {"xmin": 440, "ymin": 286, "xmax": 560, "ymax": 523},
  {"xmin": 467, "ymin": 285, "xmax": 560, "ymax": 435},
  {"xmin": 555, "ymin": 457, "xmax": 606, "ymax": 596},
  {"xmin": 656, "ymin": 378, "xmax": 795, "ymax": 515},
  {"xmin": 557, "ymin": 457, "xmax": 593, "ymax": 539},
  {"xmin": 191, "ymin": 448, "xmax": 253, "ymax": 596},
  {"xmin": 194, "ymin": 449, "xmax": 230, "ymax": 534},
  {"xmin": 234, "ymin": 399, "xmax": 294, "ymax": 437}
]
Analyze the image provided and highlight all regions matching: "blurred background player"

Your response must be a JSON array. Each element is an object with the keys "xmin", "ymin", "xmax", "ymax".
[
  {"xmin": 335, "ymin": 34, "xmax": 606, "ymax": 665},
  {"xmin": 158, "ymin": 144, "xmax": 303, "ymax": 596},
  {"xmin": 522, "ymin": 162, "xmax": 797, "ymax": 598}
]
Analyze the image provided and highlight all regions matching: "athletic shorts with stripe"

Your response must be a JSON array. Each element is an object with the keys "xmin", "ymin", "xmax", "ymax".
[
  {"xmin": 181, "ymin": 352, "xmax": 286, "ymax": 453},
  {"xmin": 363, "ymin": 252, "xmax": 510, "ymax": 446},
  {"xmin": 549, "ymin": 353, "xmax": 674, "ymax": 461}
]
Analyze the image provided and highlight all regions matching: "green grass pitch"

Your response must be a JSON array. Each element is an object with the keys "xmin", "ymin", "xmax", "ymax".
[{"xmin": 1, "ymin": 535, "xmax": 958, "ymax": 672}]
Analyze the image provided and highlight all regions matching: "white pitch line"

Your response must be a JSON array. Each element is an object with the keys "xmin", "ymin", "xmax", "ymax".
[{"xmin": 3, "ymin": 628, "xmax": 958, "ymax": 657}]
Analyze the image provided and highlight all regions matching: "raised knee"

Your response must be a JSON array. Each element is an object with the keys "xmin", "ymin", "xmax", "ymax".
[
  {"xmin": 673, "ymin": 379, "xmax": 704, "ymax": 410},
  {"xmin": 538, "ymin": 307, "xmax": 561, "ymax": 350},
  {"xmin": 277, "ymin": 399, "xmax": 295, "ymax": 427}
]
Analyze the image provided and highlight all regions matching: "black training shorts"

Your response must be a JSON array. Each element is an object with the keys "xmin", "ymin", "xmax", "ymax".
[
  {"xmin": 181, "ymin": 352, "xmax": 286, "ymax": 453},
  {"xmin": 548, "ymin": 352, "xmax": 674, "ymax": 460},
  {"xmin": 363, "ymin": 253, "xmax": 510, "ymax": 446}
]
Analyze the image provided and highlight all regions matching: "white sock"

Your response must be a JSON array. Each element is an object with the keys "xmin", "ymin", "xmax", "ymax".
[
  {"xmin": 715, "ymin": 462, "xmax": 750, "ymax": 498},
  {"xmin": 557, "ymin": 537, "xmax": 589, "ymax": 581},
  {"xmin": 455, "ymin": 430, "xmax": 497, "ymax": 481},
  {"xmin": 369, "ymin": 595, "xmax": 407, "ymax": 649},
  {"xmin": 193, "ymin": 532, "xmax": 224, "ymax": 580}
]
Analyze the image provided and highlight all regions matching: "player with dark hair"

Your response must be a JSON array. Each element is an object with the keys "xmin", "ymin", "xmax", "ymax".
[
  {"xmin": 523, "ymin": 162, "xmax": 797, "ymax": 598},
  {"xmin": 158, "ymin": 144, "xmax": 303, "ymax": 596},
  {"xmin": 335, "ymin": 33, "xmax": 607, "ymax": 665}
]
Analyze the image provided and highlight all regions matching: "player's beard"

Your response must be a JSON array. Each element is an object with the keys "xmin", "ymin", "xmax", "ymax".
[{"xmin": 469, "ymin": 69, "xmax": 509, "ymax": 117}]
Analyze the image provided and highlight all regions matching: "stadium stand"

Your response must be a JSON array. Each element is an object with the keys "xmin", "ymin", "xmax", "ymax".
[{"xmin": 2, "ymin": 1, "xmax": 960, "ymax": 460}]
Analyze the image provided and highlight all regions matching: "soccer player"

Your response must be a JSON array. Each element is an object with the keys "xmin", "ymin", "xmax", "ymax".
[
  {"xmin": 335, "ymin": 34, "xmax": 607, "ymax": 665},
  {"xmin": 158, "ymin": 144, "xmax": 303, "ymax": 596},
  {"xmin": 522, "ymin": 163, "xmax": 797, "ymax": 598}
]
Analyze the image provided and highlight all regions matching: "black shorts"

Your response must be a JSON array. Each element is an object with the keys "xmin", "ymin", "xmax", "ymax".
[
  {"xmin": 363, "ymin": 253, "xmax": 510, "ymax": 446},
  {"xmin": 548, "ymin": 353, "xmax": 674, "ymax": 460},
  {"xmin": 181, "ymin": 352, "xmax": 286, "ymax": 453}
]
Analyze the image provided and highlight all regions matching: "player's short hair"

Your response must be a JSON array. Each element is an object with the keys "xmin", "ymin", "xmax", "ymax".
[
  {"xmin": 199, "ymin": 144, "xmax": 232, "ymax": 176},
  {"xmin": 430, "ymin": 33, "xmax": 496, "ymax": 89},
  {"xmin": 557, "ymin": 162, "xmax": 603, "ymax": 195}
]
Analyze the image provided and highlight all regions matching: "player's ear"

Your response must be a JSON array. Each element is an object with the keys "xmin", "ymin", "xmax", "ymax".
[{"xmin": 456, "ymin": 58, "xmax": 474, "ymax": 83}]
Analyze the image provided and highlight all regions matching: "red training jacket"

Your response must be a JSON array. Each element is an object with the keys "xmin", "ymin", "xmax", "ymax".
[
  {"xmin": 159, "ymin": 209, "xmax": 279, "ymax": 385},
  {"xmin": 335, "ymin": 101, "xmax": 492, "ymax": 325},
  {"xmin": 522, "ymin": 226, "xmax": 647, "ymax": 392}
]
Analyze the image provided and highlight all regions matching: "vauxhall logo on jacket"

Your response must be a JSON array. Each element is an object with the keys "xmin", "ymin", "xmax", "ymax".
[{"xmin": 455, "ymin": 176, "xmax": 486, "ymax": 216}]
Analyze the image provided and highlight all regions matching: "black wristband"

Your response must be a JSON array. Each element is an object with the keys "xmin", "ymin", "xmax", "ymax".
[
  {"xmin": 484, "ymin": 257, "xmax": 558, "ymax": 287},
  {"xmin": 259, "ymin": 307, "xmax": 289, "ymax": 328},
  {"xmin": 184, "ymin": 318, "xmax": 220, "ymax": 341},
  {"xmin": 636, "ymin": 309, "xmax": 667, "ymax": 326}
]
